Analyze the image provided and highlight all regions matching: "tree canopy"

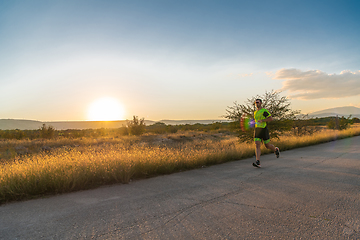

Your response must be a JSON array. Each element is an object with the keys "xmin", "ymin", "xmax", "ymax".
[{"xmin": 224, "ymin": 90, "xmax": 300, "ymax": 142}]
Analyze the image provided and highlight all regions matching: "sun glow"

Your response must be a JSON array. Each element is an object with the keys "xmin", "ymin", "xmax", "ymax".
[{"xmin": 88, "ymin": 97, "xmax": 125, "ymax": 121}]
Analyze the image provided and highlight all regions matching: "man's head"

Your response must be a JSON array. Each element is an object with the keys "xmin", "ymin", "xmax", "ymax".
[{"xmin": 255, "ymin": 99, "xmax": 262, "ymax": 109}]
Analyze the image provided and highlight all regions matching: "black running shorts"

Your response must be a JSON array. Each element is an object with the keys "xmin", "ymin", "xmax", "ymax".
[{"xmin": 254, "ymin": 127, "xmax": 270, "ymax": 143}]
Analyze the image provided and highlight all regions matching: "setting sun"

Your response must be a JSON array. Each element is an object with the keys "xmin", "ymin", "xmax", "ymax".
[{"xmin": 88, "ymin": 97, "xmax": 125, "ymax": 121}]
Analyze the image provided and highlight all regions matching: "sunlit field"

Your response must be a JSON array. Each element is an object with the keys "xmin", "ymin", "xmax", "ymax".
[{"xmin": 1, "ymin": 124, "xmax": 360, "ymax": 204}]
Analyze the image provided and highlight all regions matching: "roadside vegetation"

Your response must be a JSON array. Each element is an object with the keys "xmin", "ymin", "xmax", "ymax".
[
  {"xmin": 1, "ymin": 122, "xmax": 359, "ymax": 204},
  {"xmin": 1, "ymin": 91, "xmax": 360, "ymax": 204}
]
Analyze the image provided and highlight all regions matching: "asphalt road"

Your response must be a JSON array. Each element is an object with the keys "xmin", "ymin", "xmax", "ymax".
[{"xmin": 1, "ymin": 136, "xmax": 360, "ymax": 239}]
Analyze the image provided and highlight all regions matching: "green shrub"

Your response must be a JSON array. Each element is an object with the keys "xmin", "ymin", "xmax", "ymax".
[{"xmin": 127, "ymin": 116, "xmax": 146, "ymax": 136}]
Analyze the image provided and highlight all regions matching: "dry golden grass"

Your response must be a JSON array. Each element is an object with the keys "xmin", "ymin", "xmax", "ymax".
[
  {"xmin": 1, "ymin": 125, "xmax": 360, "ymax": 204},
  {"xmin": 272, "ymin": 123, "xmax": 360, "ymax": 153}
]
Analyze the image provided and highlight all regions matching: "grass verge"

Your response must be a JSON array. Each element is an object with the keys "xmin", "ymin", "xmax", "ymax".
[{"xmin": 1, "ymin": 125, "xmax": 360, "ymax": 204}]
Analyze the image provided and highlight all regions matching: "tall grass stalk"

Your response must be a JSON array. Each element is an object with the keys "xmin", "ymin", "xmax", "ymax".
[{"xmin": 1, "ymin": 125, "xmax": 360, "ymax": 204}]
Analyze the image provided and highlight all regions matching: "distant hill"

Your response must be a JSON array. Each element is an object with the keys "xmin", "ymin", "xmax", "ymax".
[
  {"xmin": 0, "ymin": 119, "xmax": 127, "ymax": 130},
  {"xmin": 308, "ymin": 106, "xmax": 360, "ymax": 118},
  {"xmin": 2, "ymin": 106, "xmax": 359, "ymax": 130},
  {"xmin": 0, "ymin": 119, "xmax": 230, "ymax": 130},
  {"xmin": 0, "ymin": 119, "xmax": 44, "ymax": 130}
]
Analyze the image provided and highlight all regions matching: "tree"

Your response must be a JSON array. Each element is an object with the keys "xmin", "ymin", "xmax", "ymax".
[
  {"xmin": 291, "ymin": 114, "xmax": 320, "ymax": 136},
  {"xmin": 327, "ymin": 115, "xmax": 351, "ymax": 130},
  {"xmin": 127, "ymin": 116, "xmax": 146, "ymax": 136},
  {"xmin": 40, "ymin": 124, "xmax": 55, "ymax": 139},
  {"xmin": 351, "ymin": 117, "xmax": 360, "ymax": 124},
  {"xmin": 224, "ymin": 90, "xmax": 300, "ymax": 142}
]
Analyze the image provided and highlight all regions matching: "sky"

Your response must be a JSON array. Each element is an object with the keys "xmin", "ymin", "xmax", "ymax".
[{"xmin": 0, "ymin": 0, "xmax": 359, "ymax": 121}]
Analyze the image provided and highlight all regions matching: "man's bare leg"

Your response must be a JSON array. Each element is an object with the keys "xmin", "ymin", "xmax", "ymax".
[
  {"xmin": 255, "ymin": 141, "xmax": 262, "ymax": 160},
  {"xmin": 253, "ymin": 141, "xmax": 262, "ymax": 167},
  {"xmin": 265, "ymin": 142, "xmax": 280, "ymax": 158},
  {"xmin": 264, "ymin": 142, "xmax": 276, "ymax": 151}
]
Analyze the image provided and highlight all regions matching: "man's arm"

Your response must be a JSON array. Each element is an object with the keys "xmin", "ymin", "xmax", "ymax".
[{"xmin": 258, "ymin": 116, "xmax": 273, "ymax": 123}]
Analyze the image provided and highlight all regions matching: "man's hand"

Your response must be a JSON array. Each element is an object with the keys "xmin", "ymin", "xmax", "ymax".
[{"xmin": 259, "ymin": 116, "xmax": 273, "ymax": 123}]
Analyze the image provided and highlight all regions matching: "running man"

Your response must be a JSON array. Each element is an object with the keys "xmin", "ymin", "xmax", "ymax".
[{"xmin": 252, "ymin": 99, "xmax": 280, "ymax": 168}]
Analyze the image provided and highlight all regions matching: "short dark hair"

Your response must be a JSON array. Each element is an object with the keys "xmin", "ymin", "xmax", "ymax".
[{"xmin": 255, "ymin": 99, "xmax": 262, "ymax": 103}]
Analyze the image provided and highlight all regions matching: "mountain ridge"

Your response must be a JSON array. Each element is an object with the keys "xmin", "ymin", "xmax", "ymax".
[
  {"xmin": 308, "ymin": 106, "xmax": 360, "ymax": 118},
  {"xmin": 0, "ymin": 119, "xmax": 230, "ymax": 130},
  {"xmin": 1, "ymin": 106, "xmax": 359, "ymax": 130},
  {"xmin": 309, "ymin": 106, "xmax": 360, "ymax": 115}
]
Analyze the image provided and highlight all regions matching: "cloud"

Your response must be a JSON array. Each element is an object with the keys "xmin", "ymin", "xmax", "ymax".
[
  {"xmin": 238, "ymin": 73, "xmax": 253, "ymax": 78},
  {"xmin": 274, "ymin": 68, "xmax": 360, "ymax": 100},
  {"xmin": 265, "ymin": 71, "xmax": 275, "ymax": 78}
]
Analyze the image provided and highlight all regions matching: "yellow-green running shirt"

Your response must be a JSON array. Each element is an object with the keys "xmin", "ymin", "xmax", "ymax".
[{"xmin": 254, "ymin": 108, "xmax": 271, "ymax": 128}]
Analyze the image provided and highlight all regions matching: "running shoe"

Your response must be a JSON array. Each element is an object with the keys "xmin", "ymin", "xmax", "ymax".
[
  {"xmin": 275, "ymin": 147, "xmax": 280, "ymax": 158},
  {"xmin": 252, "ymin": 160, "xmax": 261, "ymax": 168}
]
